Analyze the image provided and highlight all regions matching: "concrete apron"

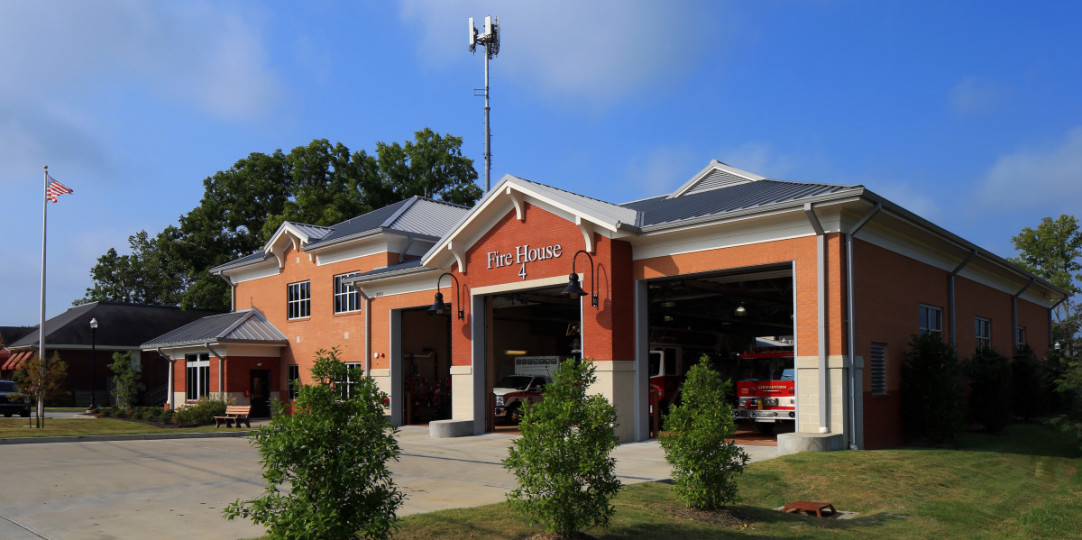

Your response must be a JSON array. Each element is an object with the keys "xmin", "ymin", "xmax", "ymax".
[{"xmin": 0, "ymin": 426, "xmax": 777, "ymax": 539}]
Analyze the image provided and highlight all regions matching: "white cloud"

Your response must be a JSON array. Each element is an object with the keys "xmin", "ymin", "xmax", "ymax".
[
  {"xmin": 622, "ymin": 146, "xmax": 699, "ymax": 198},
  {"xmin": 717, "ymin": 142, "xmax": 798, "ymax": 180},
  {"xmin": 0, "ymin": 1, "xmax": 280, "ymax": 123},
  {"xmin": 949, "ymin": 77, "xmax": 1005, "ymax": 115},
  {"xmin": 400, "ymin": 0, "xmax": 713, "ymax": 106},
  {"xmin": 977, "ymin": 127, "xmax": 1082, "ymax": 211}
]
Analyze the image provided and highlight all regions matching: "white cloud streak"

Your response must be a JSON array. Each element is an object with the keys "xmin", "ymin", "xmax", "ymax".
[{"xmin": 977, "ymin": 127, "xmax": 1082, "ymax": 212}]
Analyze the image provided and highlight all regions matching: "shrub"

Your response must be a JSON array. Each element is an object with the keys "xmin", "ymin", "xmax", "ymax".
[
  {"xmin": 1012, "ymin": 345, "xmax": 1050, "ymax": 420},
  {"xmin": 503, "ymin": 358, "xmax": 621, "ymax": 538},
  {"xmin": 98, "ymin": 407, "xmax": 113, "ymax": 418},
  {"xmin": 108, "ymin": 351, "xmax": 144, "ymax": 409},
  {"xmin": 661, "ymin": 356, "xmax": 750, "ymax": 509},
  {"xmin": 173, "ymin": 397, "xmax": 228, "ymax": 427},
  {"xmin": 224, "ymin": 347, "xmax": 403, "ymax": 540},
  {"xmin": 145, "ymin": 408, "xmax": 162, "ymax": 422},
  {"xmin": 114, "ymin": 409, "xmax": 129, "ymax": 419},
  {"xmin": 965, "ymin": 347, "xmax": 1014, "ymax": 432},
  {"xmin": 159, "ymin": 409, "xmax": 175, "ymax": 425},
  {"xmin": 901, "ymin": 333, "xmax": 966, "ymax": 443}
]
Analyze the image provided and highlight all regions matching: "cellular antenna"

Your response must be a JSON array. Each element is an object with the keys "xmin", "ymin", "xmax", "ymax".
[{"xmin": 469, "ymin": 15, "xmax": 500, "ymax": 192}]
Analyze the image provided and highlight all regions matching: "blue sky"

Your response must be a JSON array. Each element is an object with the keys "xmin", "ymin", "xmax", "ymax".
[{"xmin": 2, "ymin": 1, "xmax": 1081, "ymax": 326}]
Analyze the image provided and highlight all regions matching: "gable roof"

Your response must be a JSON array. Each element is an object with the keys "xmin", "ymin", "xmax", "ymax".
[
  {"xmin": 8, "ymin": 303, "xmax": 224, "ymax": 350},
  {"xmin": 141, "ymin": 309, "xmax": 287, "ymax": 350}
]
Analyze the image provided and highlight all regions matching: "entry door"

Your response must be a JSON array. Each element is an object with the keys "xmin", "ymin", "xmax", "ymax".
[{"xmin": 249, "ymin": 369, "xmax": 271, "ymax": 417}]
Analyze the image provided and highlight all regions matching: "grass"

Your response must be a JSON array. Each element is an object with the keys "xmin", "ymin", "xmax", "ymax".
[
  {"xmin": 394, "ymin": 424, "xmax": 1081, "ymax": 539},
  {"xmin": 0, "ymin": 417, "xmax": 233, "ymax": 437}
]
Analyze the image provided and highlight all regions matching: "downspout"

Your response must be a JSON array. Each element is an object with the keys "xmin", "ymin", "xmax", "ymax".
[
  {"xmin": 206, "ymin": 342, "xmax": 225, "ymax": 401},
  {"xmin": 157, "ymin": 347, "xmax": 173, "ymax": 410},
  {"xmin": 355, "ymin": 287, "xmax": 373, "ymax": 377},
  {"xmin": 217, "ymin": 273, "xmax": 236, "ymax": 312},
  {"xmin": 845, "ymin": 203, "xmax": 881, "ymax": 449},
  {"xmin": 1012, "ymin": 278, "xmax": 1035, "ymax": 351},
  {"xmin": 398, "ymin": 234, "xmax": 416, "ymax": 264},
  {"xmin": 949, "ymin": 250, "xmax": 978, "ymax": 348},
  {"xmin": 803, "ymin": 203, "xmax": 829, "ymax": 434}
]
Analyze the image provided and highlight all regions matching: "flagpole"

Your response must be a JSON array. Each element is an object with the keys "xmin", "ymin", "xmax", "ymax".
[{"xmin": 38, "ymin": 165, "xmax": 48, "ymax": 427}]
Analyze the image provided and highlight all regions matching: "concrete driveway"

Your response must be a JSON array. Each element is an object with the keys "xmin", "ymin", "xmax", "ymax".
[{"xmin": 0, "ymin": 426, "xmax": 776, "ymax": 539}]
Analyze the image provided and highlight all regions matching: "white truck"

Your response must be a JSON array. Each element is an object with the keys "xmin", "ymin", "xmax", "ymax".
[{"xmin": 493, "ymin": 356, "xmax": 559, "ymax": 424}]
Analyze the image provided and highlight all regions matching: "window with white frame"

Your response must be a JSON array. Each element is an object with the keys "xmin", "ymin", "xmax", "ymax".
[
  {"xmin": 976, "ymin": 317, "xmax": 991, "ymax": 349},
  {"xmin": 185, "ymin": 353, "xmax": 210, "ymax": 401},
  {"xmin": 287, "ymin": 281, "xmax": 310, "ymax": 319},
  {"xmin": 334, "ymin": 272, "xmax": 362, "ymax": 314},
  {"xmin": 870, "ymin": 343, "xmax": 887, "ymax": 395},
  {"xmin": 288, "ymin": 365, "xmax": 300, "ymax": 401},
  {"xmin": 337, "ymin": 362, "xmax": 363, "ymax": 399},
  {"xmin": 919, "ymin": 305, "xmax": 943, "ymax": 337}
]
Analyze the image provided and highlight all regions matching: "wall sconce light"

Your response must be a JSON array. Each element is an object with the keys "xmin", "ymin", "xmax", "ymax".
[
  {"xmin": 734, "ymin": 302, "xmax": 748, "ymax": 317},
  {"xmin": 427, "ymin": 272, "xmax": 465, "ymax": 320},
  {"xmin": 561, "ymin": 250, "xmax": 598, "ymax": 308}
]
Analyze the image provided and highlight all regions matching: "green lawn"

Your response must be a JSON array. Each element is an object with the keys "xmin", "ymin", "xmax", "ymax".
[
  {"xmin": 395, "ymin": 424, "xmax": 1081, "ymax": 539},
  {"xmin": 0, "ymin": 417, "xmax": 233, "ymax": 437}
]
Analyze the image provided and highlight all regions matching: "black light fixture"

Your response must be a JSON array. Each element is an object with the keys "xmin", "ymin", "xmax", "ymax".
[
  {"xmin": 562, "ymin": 250, "xmax": 598, "ymax": 308},
  {"xmin": 89, "ymin": 317, "xmax": 99, "ymax": 410},
  {"xmin": 428, "ymin": 272, "xmax": 464, "ymax": 320}
]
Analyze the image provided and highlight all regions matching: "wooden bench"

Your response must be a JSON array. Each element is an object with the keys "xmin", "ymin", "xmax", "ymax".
[
  {"xmin": 214, "ymin": 405, "xmax": 252, "ymax": 428},
  {"xmin": 782, "ymin": 500, "xmax": 837, "ymax": 518}
]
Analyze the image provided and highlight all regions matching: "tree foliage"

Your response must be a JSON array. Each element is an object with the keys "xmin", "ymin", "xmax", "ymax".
[
  {"xmin": 503, "ymin": 358, "xmax": 621, "ymax": 538},
  {"xmin": 82, "ymin": 130, "xmax": 481, "ymax": 310},
  {"xmin": 901, "ymin": 333, "xmax": 966, "ymax": 443},
  {"xmin": 1010, "ymin": 214, "xmax": 1082, "ymax": 320},
  {"xmin": 964, "ymin": 347, "xmax": 1013, "ymax": 433},
  {"xmin": 660, "ymin": 356, "xmax": 749, "ymax": 509},
  {"xmin": 224, "ymin": 347, "xmax": 403, "ymax": 540},
  {"xmin": 14, "ymin": 352, "xmax": 68, "ymax": 428},
  {"xmin": 108, "ymin": 351, "xmax": 144, "ymax": 409}
]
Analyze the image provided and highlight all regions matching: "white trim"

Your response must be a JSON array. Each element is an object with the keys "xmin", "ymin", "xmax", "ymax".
[{"xmin": 470, "ymin": 274, "xmax": 570, "ymax": 296}]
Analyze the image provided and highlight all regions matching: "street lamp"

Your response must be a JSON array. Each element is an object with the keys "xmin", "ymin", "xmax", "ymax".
[{"xmin": 89, "ymin": 318, "xmax": 98, "ymax": 410}]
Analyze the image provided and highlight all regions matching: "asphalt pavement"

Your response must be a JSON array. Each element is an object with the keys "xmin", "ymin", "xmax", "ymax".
[{"xmin": 0, "ymin": 424, "xmax": 777, "ymax": 539}]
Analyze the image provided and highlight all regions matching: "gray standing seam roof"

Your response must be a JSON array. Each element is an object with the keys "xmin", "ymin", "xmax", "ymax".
[
  {"xmin": 141, "ymin": 309, "xmax": 287, "ymax": 349},
  {"xmin": 306, "ymin": 197, "xmax": 470, "ymax": 249}
]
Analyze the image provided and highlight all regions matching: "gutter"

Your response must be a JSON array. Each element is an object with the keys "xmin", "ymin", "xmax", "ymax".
[
  {"xmin": 803, "ymin": 202, "xmax": 829, "ymax": 434},
  {"xmin": 217, "ymin": 273, "xmax": 236, "ymax": 312},
  {"xmin": 845, "ymin": 202, "xmax": 880, "ymax": 449}
]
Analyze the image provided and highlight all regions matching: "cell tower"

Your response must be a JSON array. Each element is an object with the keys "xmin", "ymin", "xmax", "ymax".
[{"xmin": 469, "ymin": 15, "xmax": 500, "ymax": 192}]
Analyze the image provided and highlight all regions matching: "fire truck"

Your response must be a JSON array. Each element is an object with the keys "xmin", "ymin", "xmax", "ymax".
[
  {"xmin": 733, "ymin": 348, "xmax": 795, "ymax": 432},
  {"xmin": 494, "ymin": 356, "xmax": 558, "ymax": 424}
]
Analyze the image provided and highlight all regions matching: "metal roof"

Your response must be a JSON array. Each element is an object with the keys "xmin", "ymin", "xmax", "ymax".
[
  {"xmin": 344, "ymin": 258, "xmax": 433, "ymax": 284},
  {"xmin": 8, "ymin": 302, "xmax": 224, "ymax": 350},
  {"xmin": 503, "ymin": 176, "xmax": 640, "ymax": 231},
  {"xmin": 140, "ymin": 309, "xmax": 288, "ymax": 349},
  {"xmin": 306, "ymin": 197, "xmax": 470, "ymax": 250}
]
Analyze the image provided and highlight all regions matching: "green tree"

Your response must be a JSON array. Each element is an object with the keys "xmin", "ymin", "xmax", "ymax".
[
  {"xmin": 14, "ymin": 352, "xmax": 68, "ymax": 428},
  {"xmin": 503, "ymin": 359, "xmax": 621, "ymax": 538},
  {"xmin": 901, "ymin": 333, "xmax": 966, "ymax": 443},
  {"xmin": 660, "ymin": 356, "xmax": 750, "ymax": 509},
  {"xmin": 83, "ymin": 130, "xmax": 480, "ymax": 311},
  {"xmin": 1010, "ymin": 214, "xmax": 1082, "ymax": 327},
  {"xmin": 108, "ymin": 351, "xmax": 144, "ymax": 409},
  {"xmin": 224, "ymin": 347, "xmax": 403, "ymax": 539}
]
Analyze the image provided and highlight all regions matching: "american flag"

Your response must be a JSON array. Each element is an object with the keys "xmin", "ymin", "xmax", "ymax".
[{"xmin": 46, "ymin": 176, "xmax": 73, "ymax": 203}]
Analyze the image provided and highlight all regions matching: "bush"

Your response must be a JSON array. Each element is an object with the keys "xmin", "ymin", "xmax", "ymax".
[
  {"xmin": 114, "ymin": 408, "xmax": 129, "ymax": 419},
  {"xmin": 965, "ymin": 347, "xmax": 1014, "ymax": 432},
  {"xmin": 224, "ymin": 347, "xmax": 403, "ymax": 539},
  {"xmin": 173, "ymin": 397, "xmax": 228, "ymax": 427},
  {"xmin": 661, "ymin": 356, "xmax": 750, "ymax": 509},
  {"xmin": 98, "ymin": 407, "xmax": 113, "ymax": 418},
  {"xmin": 901, "ymin": 333, "xmax": 966, "ymax": 443},
  {"xmin": 145, "ymin": 408, "xmax": 162, "ymax": 422},
  {"xmin": 108, "ymin": 351, "xmax": 144, "ymax": 409},
  {"xmin": 159, "ymin": 409, "xmax": 175, "ymax": 425},
  {"xmin": 503, "ymin": 358, "xmax": 621, "ymax": 538},
  {"xmin": 1012, "ymin": 345, "xmax": 1050, "ymax": 420}
]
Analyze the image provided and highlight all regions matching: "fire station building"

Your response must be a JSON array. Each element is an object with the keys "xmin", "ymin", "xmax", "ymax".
[{"xmin": 142, "ymin": 161, "xmax": 1064, "ymax": 450}]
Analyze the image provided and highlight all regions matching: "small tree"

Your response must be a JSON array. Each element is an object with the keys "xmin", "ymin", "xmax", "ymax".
[
  {"xmin": 14, "ymin": 352, "xmax": 68, "ymax": 428},
  {"xmin": 503, "ymin": 358, "xmax": 621, "ymax": 538},
  {"xmin": 964, "ymin": 347, "xmax": 1013, "ymax": 433},
  {"xmin": 901, "ymin": 333, "xmax": 966, "ymax": 443},
  {"xmin": 109, "ymin": 351, "xmax": 144, "ymax": 409},
  {"xmin": 224, "ymin": 347, "xmax": 403, "ymax": 540},
  {"xmin": 660, "ymin": 356, "xmax": 750, "ymax": 509}
]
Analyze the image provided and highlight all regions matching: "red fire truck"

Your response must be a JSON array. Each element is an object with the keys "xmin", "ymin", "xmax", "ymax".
[{"xmin": 733, "ymin": 349, "xmax": 795, "ymax": 432}]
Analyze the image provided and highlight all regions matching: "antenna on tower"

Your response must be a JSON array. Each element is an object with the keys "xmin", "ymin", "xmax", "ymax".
[{"xmin": 468, "ymin": 15, "xmax": 500, "ymax": 192}]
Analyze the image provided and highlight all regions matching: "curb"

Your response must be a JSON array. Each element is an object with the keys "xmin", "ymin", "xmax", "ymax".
[{"xmin": 0, "ymin": 429, "xmax": 257, "ymax": 445}]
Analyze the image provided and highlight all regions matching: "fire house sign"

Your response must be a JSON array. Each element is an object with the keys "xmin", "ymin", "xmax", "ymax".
[{"xmin": 486, "ymin": 244, "xmax": 563, "ymax": 280}]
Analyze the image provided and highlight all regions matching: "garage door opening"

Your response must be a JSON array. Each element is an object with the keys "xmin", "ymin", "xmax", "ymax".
[
  {"xmin": 646, "ymin": 265, "xmax": 795, "ymax": 444},
  {"xmin": 485, "ymin": 285, "xmax": 581, "ymax": 432},
  {"xmin": 398, "ymin": 307, "xmax": 452, "ymax": 425}
]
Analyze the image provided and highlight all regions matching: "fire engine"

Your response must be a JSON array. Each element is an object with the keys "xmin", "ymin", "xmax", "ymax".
[
  {"xmin": 494, "ymin": 356, "xmax": 558, "ymax": 424},
  {"xmin": 733, "ymin": 348, "xmax": 795, "ymax": 432}
]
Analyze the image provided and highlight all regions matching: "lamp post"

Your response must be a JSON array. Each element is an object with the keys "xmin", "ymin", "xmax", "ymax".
[{"xmin": 89, "ymin": 318, "xmax": 98, "ymax": 410}]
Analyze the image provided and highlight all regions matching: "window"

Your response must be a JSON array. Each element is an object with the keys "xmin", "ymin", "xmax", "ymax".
[
  {"xmin": 337, "ymin": 363, "xmax": 363, "ymax": 399},
  {"xmin": 288, "ymin": 365, "xmax": 300, "ymax": 401},
  {"xmin": 287, "ymin": 281, "xmax": 310, "ymax": 319},
  {"xmin": 185, "ymin": 353, "xmax": 210, "ymax": 400},
  {"xmin": 870, "ymin": 343, "xmax": 887, "ymax": 395},
  {"xmin": 976, "ymin": 317, "xmax": 991, "ymax": 350},
  {"xmin": 919, "ymin": 305, "xmax": 943, "ymax": 336},
  {"xmin": 1016, "ymin": 326, "xmax": 1026, "ymax": 348},
  {"xmin": 334, "ymin": 272, "xmax": 362, "ymax": 314}
]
